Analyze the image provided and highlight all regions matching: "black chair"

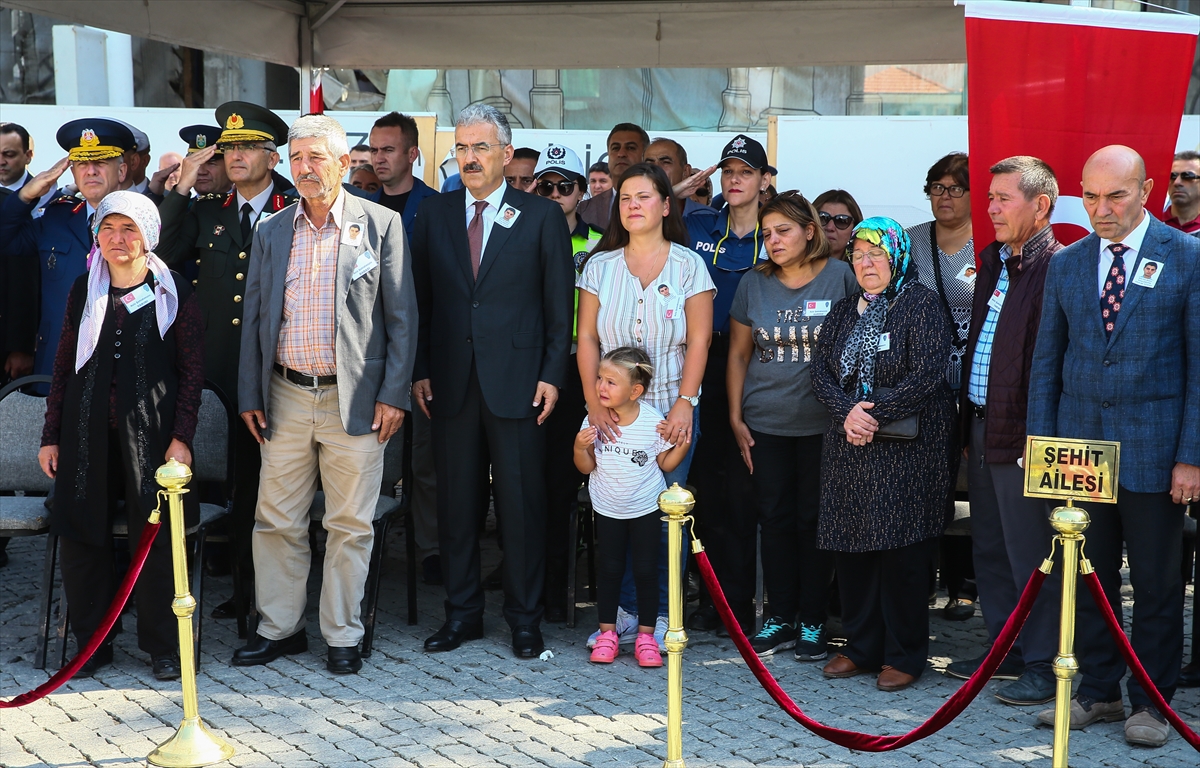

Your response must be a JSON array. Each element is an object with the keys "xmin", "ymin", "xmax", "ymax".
[
  {"xmin": 41, "ymin": 386, "xmax": 233, "ymax": 669},
  {"xmin": 566, "ymin": 484, "xmax": 598, "ymax": 628}
]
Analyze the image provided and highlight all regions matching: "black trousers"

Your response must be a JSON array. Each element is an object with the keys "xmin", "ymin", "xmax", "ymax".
[
  {"xmin": 229, "ymin": 418, "xmax": 261, "ymax": 583},
  {"xmin": 749, "ymin": 430, "xmax": 832, "ymax": 625},
  {"xmin": 596, "ymin": 512, "xmax": 661, "ymax": 627},
  {"xmin": 59, "ymin": 430, "xmax": 176, "ymax": 656},
  {"xmin": 543, "ymin": 353, "xmax": 586, "ymax": 609},
  {"xmin": 967, "ymin": 414, "xmax": 1061, "ymax": 677},
  {"xmin": 432, "ymin": 363, "xmax": 546, "ymax": 628},
  {"xmin": 836, "ymin": 537, "xmax": 938, "ymax": 678},
  {"xmin": 690, "ymin": 335, "xmax": 755, "ymax": 607},
  {"xmin": 1074, "ymin": 488, "xmax": 1185, "ymax": 707}
]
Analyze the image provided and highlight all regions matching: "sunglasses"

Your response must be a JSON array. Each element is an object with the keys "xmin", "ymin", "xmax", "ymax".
[
  {"xmin": 1171, "ymin": 171, "xmax": 1200, "ymax": 182},
  {"xmin": 535, "ymin": 180, "xmax": 578, "ymax": 197},
  {"xmin": 819, "ymin": 212, "xmax": 854, "ymax": 230}
]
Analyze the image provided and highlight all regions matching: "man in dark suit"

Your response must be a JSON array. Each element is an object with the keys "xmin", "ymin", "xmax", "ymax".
[
  {"xmin": 157, "ymin": 103, "xmax": 299, "ymax": 622},
  {"xmin": 410, "ymin": 104, "xmax": 573, "ymax": 658},
  {"xmin": 1028, "ymin": 145, "xmax": 1200, "ymax": 748}
]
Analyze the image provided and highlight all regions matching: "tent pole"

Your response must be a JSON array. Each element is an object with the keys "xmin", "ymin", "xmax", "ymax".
[{"xmin": 299, "ymin": 15, "xmax": 313, "ymax": 115}]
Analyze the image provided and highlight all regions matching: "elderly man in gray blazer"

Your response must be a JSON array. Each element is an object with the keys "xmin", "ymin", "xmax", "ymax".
[{"xmin": 233, "ymin": 114, "xmax": 416, "ymax": 675}]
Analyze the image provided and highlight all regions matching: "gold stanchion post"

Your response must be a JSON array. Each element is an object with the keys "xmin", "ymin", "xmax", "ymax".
[
  {"xmin": 658, "ymin": 483, "xmax": 695, "ymax": 768},
  {"xmin": 1048, "ymin": 500, "xmax": 1089, "ymax": 768},
  {"xmin": 147, "ymin": 459, "xmax": 235, "ymax": 768}
]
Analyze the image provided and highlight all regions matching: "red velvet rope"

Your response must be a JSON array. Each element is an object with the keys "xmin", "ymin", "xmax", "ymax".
[
  {"xmin": 695, "ymin": 548, "xmax": 1046, "ymax": 751},
  {"xmin": 0, "ymin": 520, "xmax": 163, "ymax": 708},
  {"xmin": 1082, "ymin": 570, "xmax": 1200, "ymax": 750}
]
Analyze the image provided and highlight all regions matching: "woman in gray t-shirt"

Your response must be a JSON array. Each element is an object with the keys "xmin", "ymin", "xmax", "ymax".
[{"xmin": 727, "ymin": 192, "xmax": 859, "ymax": 661}]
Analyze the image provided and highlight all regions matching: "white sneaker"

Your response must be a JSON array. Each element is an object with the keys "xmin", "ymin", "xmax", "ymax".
[
  {"xmin": 587, "ymin": 606, "xmax": 638, "ymax": 648},
  {"xmin": 654, "ymin": 616, "xmax": 669, "ymax": 652}
]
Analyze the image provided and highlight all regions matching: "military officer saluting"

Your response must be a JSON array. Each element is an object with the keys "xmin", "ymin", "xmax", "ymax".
[
  {"xmin": 180, "ymin": 125, "xmax": 233, "ymax": 197},
  {"xmin": 157, "ymin": 102, "xmax": 297, "ymax": 621},
  {"xmin": 0, "ymin": 118, "xmax": 133, "ymax": 377}
]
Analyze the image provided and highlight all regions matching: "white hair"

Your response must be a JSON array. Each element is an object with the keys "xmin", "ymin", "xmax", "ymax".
[
  {"xmin": 288, "ymin": 115, "xmax": 350, "ymax": 158},
  {"xmin": 455, "ymin": 104, "xmax": 512, "ymax": 147}
]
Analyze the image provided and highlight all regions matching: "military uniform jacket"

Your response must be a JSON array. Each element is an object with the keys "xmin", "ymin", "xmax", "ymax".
[
  {"xmin": 157, "ymin": 181, "xmax": 298, "ymax": 400},
  {"xmin": 0, "ymin": 190, "xmax": 93, "ymax": 377}
]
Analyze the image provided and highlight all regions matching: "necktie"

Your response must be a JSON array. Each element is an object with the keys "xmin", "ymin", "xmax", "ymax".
[
  {"xmin": 1100, "ymin": 243, "xmax": 1129, "ymax": 338},
  {"xmin": 240, "ymin": 203, "xmax": 254, "ymax": 244},
  {"xmin": 468, "ymin": 200, "xmax": 488, "ymax": 281}
]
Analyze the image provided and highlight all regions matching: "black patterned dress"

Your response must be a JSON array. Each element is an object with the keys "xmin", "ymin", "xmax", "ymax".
[{"xmin": 811, "ymin": 283, "xmax": 956, "ymax": 553}]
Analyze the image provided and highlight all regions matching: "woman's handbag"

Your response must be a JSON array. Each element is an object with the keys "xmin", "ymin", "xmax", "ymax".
[{"xmin": 835, "ymin": 387, "xmax": 920, "ymax": 441}]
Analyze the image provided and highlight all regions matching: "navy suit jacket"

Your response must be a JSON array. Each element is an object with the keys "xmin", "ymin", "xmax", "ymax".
[
  {"xmin": 409, "ymin": 185, "xmax": 573, "ymax": 420},
  {"xmin": 368, "ymin": 177, "xmax": 437, "ymax": 234},
  {"xmin": 1027, "ymin": 215, "xmax": 1200, "ymax": 493},
  {"xmin": 0, "ymin": 191, "xmax": 92, "ymax": 376}
]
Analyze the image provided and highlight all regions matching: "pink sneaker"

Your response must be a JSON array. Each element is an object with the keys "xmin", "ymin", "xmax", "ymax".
[
  {"xmin": 590, "ymin": 630, "xmax": 619, "ymax": 663},
  {"xmin": 635, "ymin": 633, "xmax": 663, "ymax": 668}
]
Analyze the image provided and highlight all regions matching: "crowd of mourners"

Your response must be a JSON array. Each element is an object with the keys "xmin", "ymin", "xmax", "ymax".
[{"xmin": 0, "ymin": 103, "xmax": 1196, "ymax": 749}]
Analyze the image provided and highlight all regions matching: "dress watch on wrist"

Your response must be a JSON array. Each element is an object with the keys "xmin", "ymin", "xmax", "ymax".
[{"xmin": 678, "ymin": 394, "xmax": 699, "ymax": 407}]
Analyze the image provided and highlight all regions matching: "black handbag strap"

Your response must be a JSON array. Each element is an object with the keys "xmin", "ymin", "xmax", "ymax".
[{"xmin": 928, "ymin": 223, "xmax": 954, "ymax": 323}]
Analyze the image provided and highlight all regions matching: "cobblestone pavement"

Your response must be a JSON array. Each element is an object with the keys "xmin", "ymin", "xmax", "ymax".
[{"xmin": 1, "ymin": 523, "xmax": 1196, "ymax": 768}]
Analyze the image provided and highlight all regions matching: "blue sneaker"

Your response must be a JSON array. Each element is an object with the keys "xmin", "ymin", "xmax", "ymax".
[
  {"xmin": 750, "ymin": 617, "xmax": 797, "ymax": 657},
  {"xmin": 587, "ymin": 606, "xmax": 638, "ymax": 648}
]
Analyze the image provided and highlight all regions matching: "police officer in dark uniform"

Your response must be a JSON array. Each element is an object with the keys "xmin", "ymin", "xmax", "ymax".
[
  {"xmin": 156, "ymin": 102, "xmax": 298, "ymax": 622},
  {"xmin": 0, "ymin": 118, "xmax": 133, "ymax": 378}
]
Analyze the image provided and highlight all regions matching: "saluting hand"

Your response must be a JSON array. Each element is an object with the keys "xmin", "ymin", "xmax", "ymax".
[
  {"xmin": 173, "ymin": 145, "xmax": 218, "ymax": 196},
  {"xmin": 18, "ymin": 157, "xmax": 70, "ymax": 204},
  {"xmin": 672, "ymin": 164, "xmax": 717, "ymax": 201}
]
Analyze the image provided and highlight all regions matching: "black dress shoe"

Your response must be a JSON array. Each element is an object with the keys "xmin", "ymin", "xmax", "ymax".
[
  {"xmin": 76, "ymin": 643, "xmax": 114, "ymax": 678},
  {"xmin": 231, "ymin": 630, "xmax": 308, "ymax": 666},
  {"xmin": 483, "ymin": 562, "xmax": 504, "ymax": 590},
  {"xmin": 422, "ymin": 554, "xmax": 443, "ymax": 586},
  {"xmin": 152, "ymin": 654, "xmax": 181, "ymax": 681},
  {"xmin": 1180, "ymin": 662, "xmax": 1200, "ymax": 688},
  {"xmin": 327, "ymin": 646, "xmax": 362, "ymax": 674},
  {"xmin": 424, "ymin": 620, "xmax": 484, "ymax": 652},
  {"xmin": 512, "ymin": 624, "xmax": 545, "ymax": 658}
]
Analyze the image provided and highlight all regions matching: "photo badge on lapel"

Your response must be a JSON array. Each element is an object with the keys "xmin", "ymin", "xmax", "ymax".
[
  {"xmin": 655, "ymin": 282, "xmax": 683, "ymax": 319},
  {"xmin": 1131, "ymin": 257, "xmax": 1163, "ymax": 288},
  {"xmin": 342, "ymin": 221, "xmax": 365, "ymax": 247},
  {"xmin": 495, "ymin": 204, "xmax": 521, "ymax": 228}
]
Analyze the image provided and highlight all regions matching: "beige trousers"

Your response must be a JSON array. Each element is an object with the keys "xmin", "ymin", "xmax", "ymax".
[{"xmin": 253, "ymin": 372, "xmax": 385, "ymax": 646}]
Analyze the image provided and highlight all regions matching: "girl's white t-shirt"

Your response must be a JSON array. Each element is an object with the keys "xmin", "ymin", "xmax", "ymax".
[{"xmin": 583, "ymin": 402, "xmax": 674, "ymax": 520}]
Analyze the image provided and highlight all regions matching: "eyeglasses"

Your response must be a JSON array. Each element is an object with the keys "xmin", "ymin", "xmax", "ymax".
[
  {"xmin": 819, "ymin": 212, "xmax": 854, "ymax": 230},
  {"xmin": 452, "ymin": 142, "xmax": 501, "ymax": 157},
  {"xmin": 928, "ymin": 182, "xmax": 968, "ymax": 198},
  {"xmin": 222, "ymin": 143, "xmax": 270, "ymax": 154},
  {"xmin": 849, "ymin": 249, "xmax": 889, "ymax": 265},
  {"xmin": 1171, "ymin": 171, "xmax": 1200, "ymax": 182},
  {"xmin": 535, "ymin": 180, "xmax": 578, "ymax": 197}
]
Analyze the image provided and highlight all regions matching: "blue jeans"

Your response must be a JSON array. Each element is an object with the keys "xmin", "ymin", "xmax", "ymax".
[{"xmin": 616, "ymin": 406, "xmax": 700, "ymax": 620}]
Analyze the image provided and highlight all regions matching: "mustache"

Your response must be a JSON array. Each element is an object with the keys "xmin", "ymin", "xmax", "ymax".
[
  {"xmin": 296, "ymin": 173, "xmax": 322, "ymax": 183},
  {"xmin": 462, "ymin": 162, "xmax": 483, "ymax": 173}
]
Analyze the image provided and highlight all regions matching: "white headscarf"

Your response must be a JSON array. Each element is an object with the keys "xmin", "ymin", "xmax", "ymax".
[{"xmin": 75, "ymin": 190, "xmax": 179, "ymax": 372}]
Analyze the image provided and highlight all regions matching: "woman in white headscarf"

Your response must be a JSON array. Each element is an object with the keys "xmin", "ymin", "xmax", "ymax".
[{"xmin": 37, "ymin": 190, "xmax": 204, "ymax": 680}]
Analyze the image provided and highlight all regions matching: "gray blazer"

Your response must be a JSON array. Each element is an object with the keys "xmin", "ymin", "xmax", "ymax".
[{"xmin": 238, "ymin": 192, "xmax": 417, "ymax": 438}]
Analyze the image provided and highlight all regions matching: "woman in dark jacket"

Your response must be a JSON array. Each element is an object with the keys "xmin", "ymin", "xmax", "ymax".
[
  {"xmin": 38, "ymin": 190, "xmax": 204, "ymax": 680},
  {"xmin": 812, "ymin": 217, "xmax": 954, "ymax": 692}
]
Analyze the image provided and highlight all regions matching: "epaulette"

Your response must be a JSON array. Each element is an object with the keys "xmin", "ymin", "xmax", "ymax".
[
  {"xmin": 50, "ymin": 192, "xmax": 83, "ymax": 205},
  {"xmin": 221, "ymin": 191, "xmax": 235, "ymax": 208},
  {"xmin": 197, "ymin": 192, "xmax": 224, "ymax": 201}
]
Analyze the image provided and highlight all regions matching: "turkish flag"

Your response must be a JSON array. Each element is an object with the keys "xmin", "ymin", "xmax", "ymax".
[{"xmin": 964, "ymin": 1, "xmax": 1197, "ymax": 245}]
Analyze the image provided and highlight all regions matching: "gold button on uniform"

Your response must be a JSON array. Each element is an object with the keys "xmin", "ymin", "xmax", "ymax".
[
  {"xmin": 231, "ymin": 318, "xmax": 241, "ymax": 326},
  {"xmin": 233, "ymin": 295, "xmax": 242, "ymax": 303},
  {"xmin": 192, "ymin": 279, "xmax": 198, "ymax": 286},
  {"xmin": 238, "ymin": 251, "xmax": 247, "ymax": 260},
  {"xmin": 235, "ymin": 272, "xmax": 245, "ymax": 281},
  {"xmin": 195, "ymin": 258, "xmax": 201, "ymax": 265}
]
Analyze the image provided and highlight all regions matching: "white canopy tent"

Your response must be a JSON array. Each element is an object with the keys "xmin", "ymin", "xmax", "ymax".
[{"xmin": 0, "ymin": 0, "xmax": 970, "ymax": 72}]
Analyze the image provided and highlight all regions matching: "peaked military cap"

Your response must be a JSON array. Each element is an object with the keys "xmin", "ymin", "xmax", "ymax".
[
  {"xmin": 56, "ymin": 117, "xmax": 136, "ymax": 162},
  {"xmin": 215, "ymin": 101, "xmax": 289, "ymax": 147},
  {"xmin": 180, "ymin": 124, "xmax": 224, "ymax": 154}
]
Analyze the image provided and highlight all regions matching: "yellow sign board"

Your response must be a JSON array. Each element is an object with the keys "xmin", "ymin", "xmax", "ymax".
[{"xmin": 1023, "ymin": 436, "xmax": 1120, "ymax": 503}]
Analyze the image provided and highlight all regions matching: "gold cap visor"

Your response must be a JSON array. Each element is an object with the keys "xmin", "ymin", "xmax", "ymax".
[
  {"xmin": 68, "ymin": 146, "xmax": 125, "ymax": 162},
  {"xmin": 217, "ymin": 129, "xmax": 274, "ymax": 145}
]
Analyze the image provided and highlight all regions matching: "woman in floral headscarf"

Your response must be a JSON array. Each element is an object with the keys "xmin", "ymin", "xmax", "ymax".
[
  {"xmin": 810, "ymin": 216, "xmax": 955, "ymax": 693},
  {"xmin": 37, "ymin": 190, "xmax": 204, "ymax": 680}
]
